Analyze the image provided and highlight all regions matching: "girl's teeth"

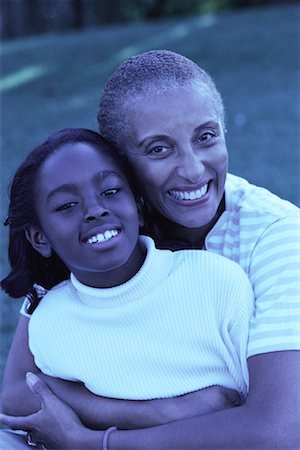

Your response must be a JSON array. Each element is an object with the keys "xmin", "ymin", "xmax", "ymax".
[{"xmin": 87, "ymin": 229, "xmax": 118, "ymax": 244}]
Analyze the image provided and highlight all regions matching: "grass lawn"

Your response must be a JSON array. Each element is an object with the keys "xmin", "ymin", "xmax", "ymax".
[{"xmin": 0, "ymin": 3, "xmax": 299, "ymax": 387}]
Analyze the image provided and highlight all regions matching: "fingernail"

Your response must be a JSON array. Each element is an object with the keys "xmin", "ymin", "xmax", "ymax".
[{"xmin": 26, "ymin": 372, "xmax": 37, "ymax": 386}]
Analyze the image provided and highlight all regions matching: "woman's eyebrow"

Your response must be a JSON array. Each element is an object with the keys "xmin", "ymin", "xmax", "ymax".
[
  {"xmin": 194, "ymin": 121, "xmax": 220, "ymax": 132},
  {"xmin": 137, "ymin": 134, "xmax": 170, "ymax": 148}
]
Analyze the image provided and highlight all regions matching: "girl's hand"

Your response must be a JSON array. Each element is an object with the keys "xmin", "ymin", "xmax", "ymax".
[{"xmin": 0, "ymin": 372, "xmax": 101, "ymax": 449}]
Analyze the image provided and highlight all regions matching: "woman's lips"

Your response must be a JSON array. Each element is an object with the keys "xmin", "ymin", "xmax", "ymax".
[{"xmin": 168, "ymin": 182, "xmax": 209, "ymax": 202}]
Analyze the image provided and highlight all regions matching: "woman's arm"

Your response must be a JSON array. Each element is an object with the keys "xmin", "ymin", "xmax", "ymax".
[
  {"xmin": 110, "ymin": 351, "xmax": 300, "ymax": 449},
  {"xmin": 2, "ymin": 351, "xmax": 299, "ymax": 449},
  {"xmin": 39, "ymin": 374, "xmax": 241, "ymax": 429},
  {"xmin": 1, "ymin": 315, "xmax": 241, "ymax": 429}
]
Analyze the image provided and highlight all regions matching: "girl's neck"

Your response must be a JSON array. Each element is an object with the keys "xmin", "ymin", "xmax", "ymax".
[{"xmin": 74, "ymin": 241, "xmax": 146, "ymax": 289}]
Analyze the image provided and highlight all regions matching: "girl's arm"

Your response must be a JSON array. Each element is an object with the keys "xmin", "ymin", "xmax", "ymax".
[
  {"xmin": 1, "ymin": 316, "xmax": 42, "ymax": 415},
  {"xmin": 1, "ymin": 316, "xmax": 241, "ymax": 429},
  {"xmin": 2, "ymin": 352, "xmax": 299, "ymax": 449}
]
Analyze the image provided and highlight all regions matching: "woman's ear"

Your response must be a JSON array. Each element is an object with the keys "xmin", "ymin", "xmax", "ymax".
[
  {"xmin": 25, "ymin": 226, "xmax": 52, "ymax": 258},
  {"xmin": 137, "ymin": 197, "xmax": 144, "ymax": 228},
  {"xmin": 139, "ymin": 214, "xmax": 144, "ymax": 228}
]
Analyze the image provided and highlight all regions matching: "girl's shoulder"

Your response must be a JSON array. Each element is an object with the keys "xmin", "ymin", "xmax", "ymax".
[
  {"xmin": 174, "ymin": 248, "xmax": 248, "ymax": 281},
  {"xmin": 22, "ymin": 280, "xmax": 70, "ymax": 316}
]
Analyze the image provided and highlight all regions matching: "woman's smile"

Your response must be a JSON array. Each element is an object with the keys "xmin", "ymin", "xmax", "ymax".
[
  {"xmin": 123, "ymin": 85, "xmax": 228, "ymax": 230},
  {"xmin": 168, "ymin": 181, "xmax": 210, "ymax": 204}
]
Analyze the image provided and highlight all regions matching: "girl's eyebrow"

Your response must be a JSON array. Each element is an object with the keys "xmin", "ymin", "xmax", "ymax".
[
  {"xmin": 46, "ymin": 184, "xmax": 77, "ymax": 202},
  {"xmin": 46, "ymin": 170, "xmax": 121, "ymax": 202}
]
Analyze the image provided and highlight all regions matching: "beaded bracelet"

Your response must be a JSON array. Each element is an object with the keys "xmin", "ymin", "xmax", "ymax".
[{"xmin": 103, "ymin": 426, "xmax": 118, "ymax": 450}]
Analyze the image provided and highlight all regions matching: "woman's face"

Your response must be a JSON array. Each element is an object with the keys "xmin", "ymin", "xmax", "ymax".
[{"xmin": 122, "ymin": 85, "xmax": 228, "ymax": 230}]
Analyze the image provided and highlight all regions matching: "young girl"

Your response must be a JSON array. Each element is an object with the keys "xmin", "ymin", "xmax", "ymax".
[{"xmin": 1, "ymin": 128, "xmax": 253, "ymax": 447}]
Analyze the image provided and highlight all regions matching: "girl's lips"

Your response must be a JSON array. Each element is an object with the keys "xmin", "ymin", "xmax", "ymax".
[
  {"xmin": 82, "ymin": 229, "xmax": 122, "ymax": 250},
  {"xmin": 84, "ymin": 229, "xmax": 119, "ymax": 244},
  {"xmin": 81, "ymin": 224, "xmax": 121, "ymax": 243}
]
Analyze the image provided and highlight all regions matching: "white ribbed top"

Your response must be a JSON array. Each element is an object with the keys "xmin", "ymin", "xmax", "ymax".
[{"xmin": 29, "ymin": 236, "xmax": 253, "ymax": 400}]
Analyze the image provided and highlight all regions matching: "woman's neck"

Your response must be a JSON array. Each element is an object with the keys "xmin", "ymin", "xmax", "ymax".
[{"xmin": 153, "ymin": 196, "xmax": 225, "ymax": 250}]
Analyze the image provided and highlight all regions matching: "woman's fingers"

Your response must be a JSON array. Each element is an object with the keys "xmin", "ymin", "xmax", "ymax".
[
  {"xmin": 26, "ymin": 372, "xmax": 53, "ymax": 409},
  {"xmin": 0, "ymin": 412, "xmax": 35, "ymax": 430}
]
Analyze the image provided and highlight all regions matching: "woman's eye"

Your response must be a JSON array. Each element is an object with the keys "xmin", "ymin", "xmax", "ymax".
[
  {"xmin": 147, "ymin": 145, "xmax": 171, "ymax": 157},
  {"xmin": 102, "ymin": 188, "xmax": 119, "ymax": 196},
  {"xmin": 55, "ymin": 202, "xmax": 77, "ymax": 212},
  {"xmin": 197, "ymin": 132, "xmax": 216, "ymax": 144}
]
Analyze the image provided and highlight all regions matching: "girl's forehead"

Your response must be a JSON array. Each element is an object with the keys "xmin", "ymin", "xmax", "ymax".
[
  {"xmin": 45, "ymin": 142, "xmax": 116, "ymax": 166},
  {"xmin": 38, "ymin": 143, "xmax": 123, "ymax": 183}
]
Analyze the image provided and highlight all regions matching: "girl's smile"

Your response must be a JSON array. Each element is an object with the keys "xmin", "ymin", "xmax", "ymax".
[{"xmin": 31, "ymin": 142, "xmax": 145, "ymax": 288}]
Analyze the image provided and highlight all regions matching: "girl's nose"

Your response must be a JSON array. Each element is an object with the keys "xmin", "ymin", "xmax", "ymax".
[
  {"xmin": 175, "ymin": 148, "xmax": 205, "ymax": 183},
  {"xmin": 84, "ymin": 204, "xmax": 109, "ymax": 222}
]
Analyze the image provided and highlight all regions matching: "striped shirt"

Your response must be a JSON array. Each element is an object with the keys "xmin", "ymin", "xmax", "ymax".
[{"xmin": 205, "ymin": 174, "xmax": 300, "ymax": 357}]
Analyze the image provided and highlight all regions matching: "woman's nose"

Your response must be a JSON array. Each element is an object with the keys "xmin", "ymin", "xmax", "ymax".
[
  {"xmin": 175, "ymin": 148, "xmax": 205, "ymax": 182},
  {"xmin": 84, "ymin": 203, "xmax": 109, "ymax": 222}
]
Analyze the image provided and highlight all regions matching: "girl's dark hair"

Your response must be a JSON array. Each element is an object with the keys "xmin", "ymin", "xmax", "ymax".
[{"xmin": 1, "ymin": 128, "xmax": 140, "ymax": 304}]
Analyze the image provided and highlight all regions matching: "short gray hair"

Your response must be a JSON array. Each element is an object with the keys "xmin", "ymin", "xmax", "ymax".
[{"xmin": 98, "ymin": 49, "xmax": 225, "ymax": 148}]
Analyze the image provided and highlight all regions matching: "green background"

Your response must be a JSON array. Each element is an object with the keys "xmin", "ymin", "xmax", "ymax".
[{"xmin": 1, "ymin": 3, "xmax": 299, "ymax": 388}]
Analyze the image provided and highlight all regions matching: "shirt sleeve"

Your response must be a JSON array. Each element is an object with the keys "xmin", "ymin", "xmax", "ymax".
[
  {"xmin": 20, "ymin": 297, "xmax": 32, "ymax": 318},
  {"xmin": 247, "ymin": 215, "xmax": 300, "ymax": 357},
  {"xmin": 19, "ymin": 284, "xmax": 48, "ymax": 318}
]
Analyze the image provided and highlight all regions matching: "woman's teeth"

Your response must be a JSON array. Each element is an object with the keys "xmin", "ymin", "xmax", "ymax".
[
  {"xmin": 169, "ymin": 183, "xmax": 208, "ymax": 200},
  {"xmin": 86, "ymin": 229, "xmax": 118, "ymax": 244}
]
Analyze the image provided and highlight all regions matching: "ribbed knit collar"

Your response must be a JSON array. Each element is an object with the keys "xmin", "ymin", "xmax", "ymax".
[{"xmin": 70, "ymin": 236, "xmax": 173, "ymax": 309}]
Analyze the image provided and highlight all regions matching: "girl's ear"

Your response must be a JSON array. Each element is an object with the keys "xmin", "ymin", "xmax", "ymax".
[{"xmin": 25, "ymin": 226, "xmax": 52, "ymax": 258}]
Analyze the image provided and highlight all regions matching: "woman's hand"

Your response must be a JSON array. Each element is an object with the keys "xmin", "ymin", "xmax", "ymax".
[{"xmin": 0, "ymin": 372, "xmax": 101, "ymax": 450}]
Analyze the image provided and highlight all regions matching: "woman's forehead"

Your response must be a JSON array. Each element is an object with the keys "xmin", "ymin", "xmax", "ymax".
[{"xmin": 123, "ymin": 85, "xmax": 220, "ymax": 133}]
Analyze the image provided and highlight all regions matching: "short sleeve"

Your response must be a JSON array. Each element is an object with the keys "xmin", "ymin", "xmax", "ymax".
[
  {"xmin": 247, "ymin": 215, "xmax": 300, "ymax": 357},
  {"xmin": 19, "ymin": 284, "xmax": 48, "ymax": 318}
]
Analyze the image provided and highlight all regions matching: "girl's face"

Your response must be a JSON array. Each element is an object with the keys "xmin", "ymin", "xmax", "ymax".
[
  {"xmin": 31, "ymin": 143, "xmax": 144, "ymax": 288},
  {"xmin": 122, "ymin": 85, "xmax": 228, "ymax": 234}
]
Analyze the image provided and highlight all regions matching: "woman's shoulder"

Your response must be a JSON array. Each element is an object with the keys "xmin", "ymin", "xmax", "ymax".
[{"xmin": 226, "ymin": 173, "xmax": 299, "ymax": 217}]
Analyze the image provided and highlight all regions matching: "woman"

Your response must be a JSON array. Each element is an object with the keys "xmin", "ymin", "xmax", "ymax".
[{"xmin": 1, "ymin": 50, "xmax": 300, "ymax": 449}]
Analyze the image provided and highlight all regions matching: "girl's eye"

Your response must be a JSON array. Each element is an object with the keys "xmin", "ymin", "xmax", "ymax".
[
  {"xmin": 102, "ymin": 188, "xmax": 119, "ymax": 196},
  {"xmin": 55, "ymin": 202, "xmax": 77, "ymax": 212}
]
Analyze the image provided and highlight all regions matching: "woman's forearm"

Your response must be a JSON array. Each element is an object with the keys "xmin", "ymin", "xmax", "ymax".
[
  {"xmin": 110, "ymin": 352, "xmax": 300, "ymax": 450},
  {"xmin": 40, "ymin": 376, "xmax": 239, "ymax": 430},
  {"xmin": 39, "ymin": 375, "xmax": 163, "ymax": 429}
]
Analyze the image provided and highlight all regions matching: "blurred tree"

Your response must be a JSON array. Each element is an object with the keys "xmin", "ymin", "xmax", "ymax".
[{"xmin": 0, "ymin": 0, "xmax": 291, "ymax": 41}]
